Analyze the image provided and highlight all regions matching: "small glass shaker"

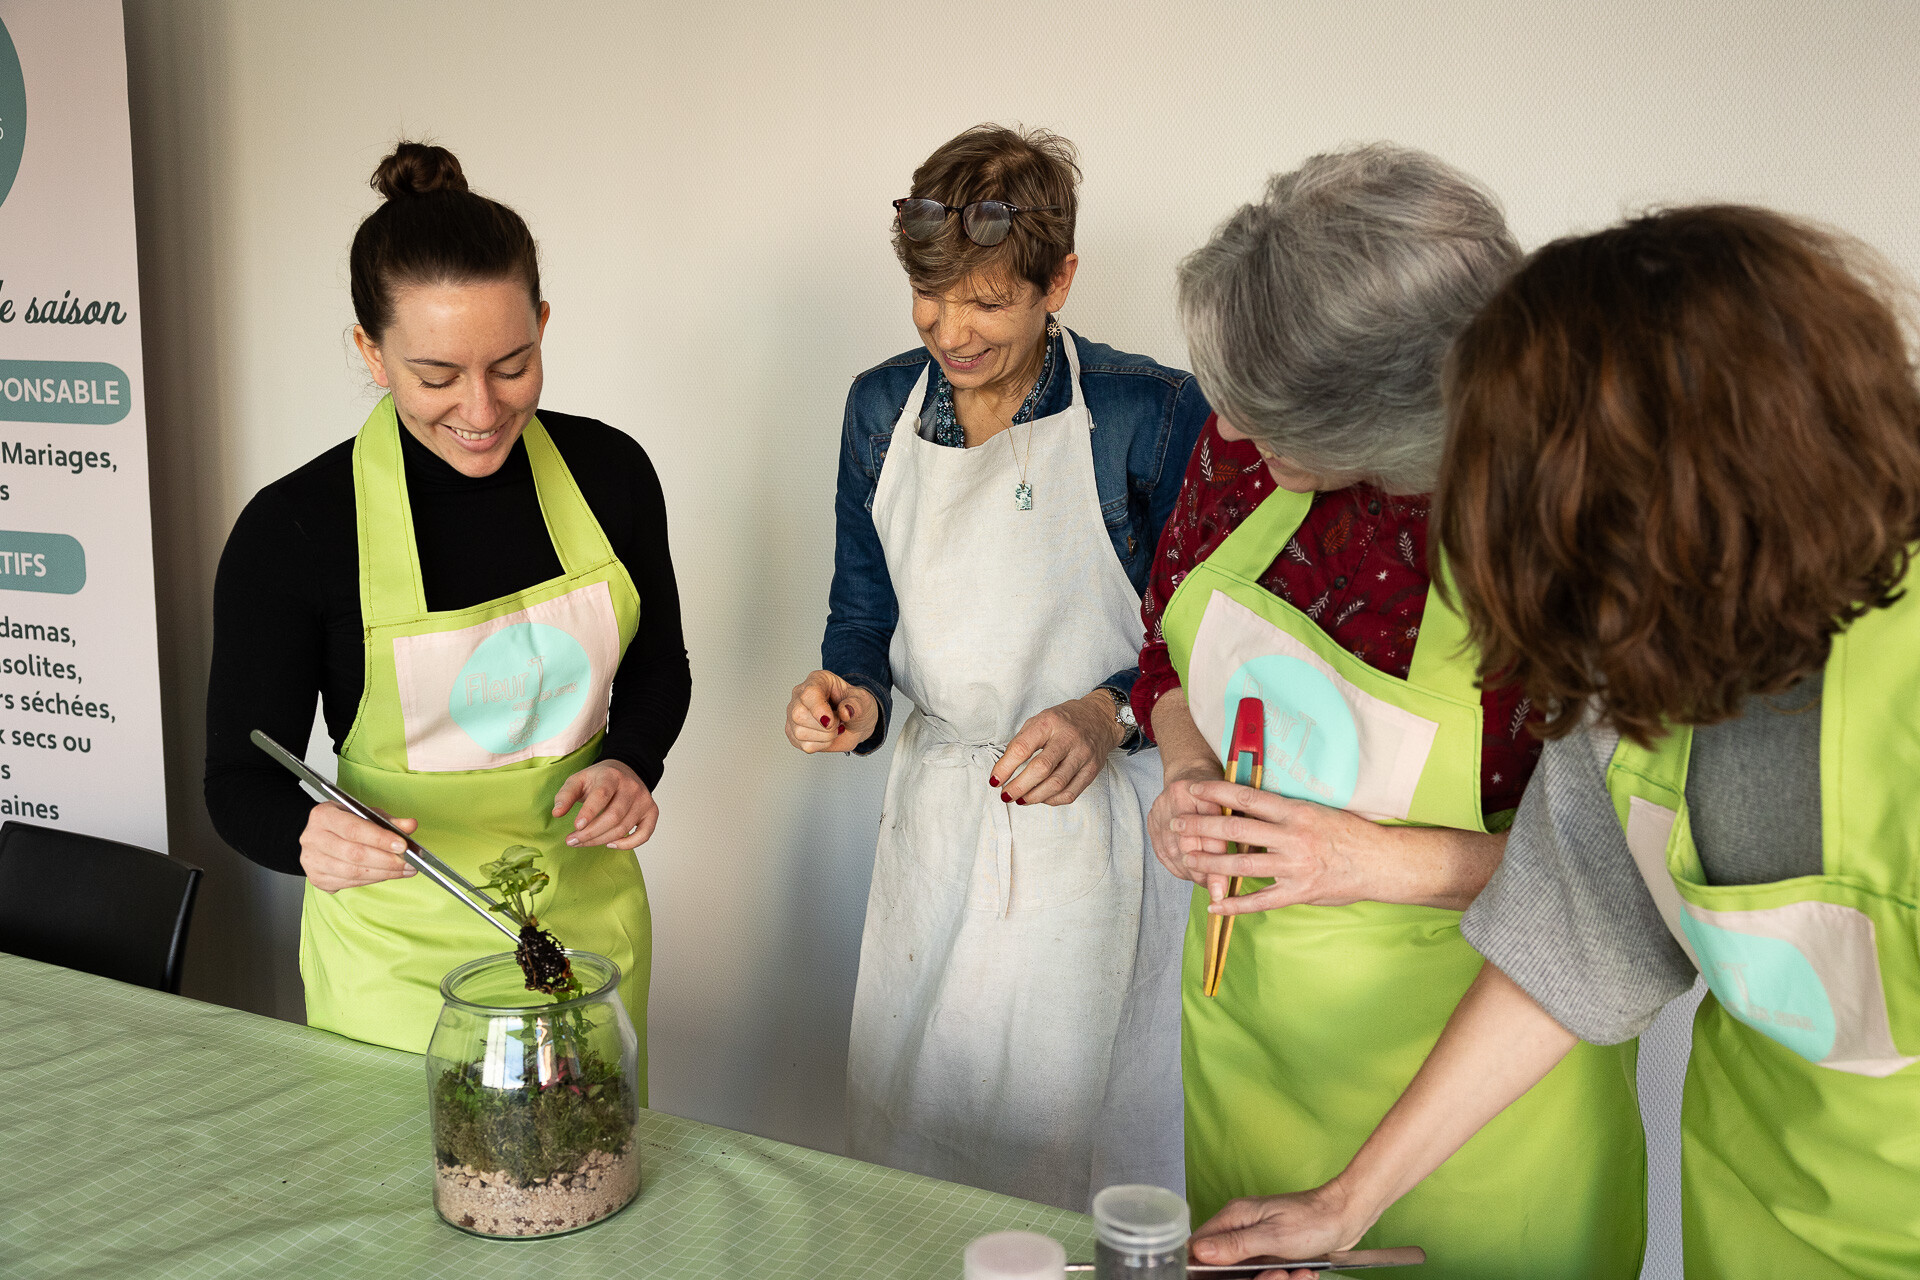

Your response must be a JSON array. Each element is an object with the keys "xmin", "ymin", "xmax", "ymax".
[
  {"xmin": 966, "ymin": 1230, "xmax": 1068, "ymax": 1280},
  {"xmin": 1092, "ymin": 1184, "xmax": 1189, "ymax": 1279}
]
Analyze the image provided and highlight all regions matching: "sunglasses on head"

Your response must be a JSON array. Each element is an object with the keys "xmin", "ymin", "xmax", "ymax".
[{"xmin": 892, "ymin": 198, "xmax": 1060, "ymax": 248}]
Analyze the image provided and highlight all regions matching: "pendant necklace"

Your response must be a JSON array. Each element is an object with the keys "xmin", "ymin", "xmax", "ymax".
[
  {"xmin": 1011, "ymin": 318, "xmax": 1059, "ymax": 510},
  {"xmin": 928, "ymin": 318, "xmax": 1056, "ymax": 509},
  {"xmin": 1013, "ymin": 424, "xmax": 1035, "ymax": 511}
]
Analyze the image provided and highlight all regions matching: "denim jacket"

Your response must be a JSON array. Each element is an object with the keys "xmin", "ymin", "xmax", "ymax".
[{"xmin": 822, "ymin": 329, "xmax": 1210, "ymax": 752}]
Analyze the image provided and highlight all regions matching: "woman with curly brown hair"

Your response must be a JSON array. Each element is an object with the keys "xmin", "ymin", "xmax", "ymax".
[{"xmin": 1187, "ymin": 205, "xmax": 1920, "ymax": 1280}]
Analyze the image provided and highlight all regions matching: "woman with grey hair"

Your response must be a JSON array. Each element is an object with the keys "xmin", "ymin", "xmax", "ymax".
[{"xmin": 1130, "ymin": 145, "xmax": 1646, "ymax": 1278}]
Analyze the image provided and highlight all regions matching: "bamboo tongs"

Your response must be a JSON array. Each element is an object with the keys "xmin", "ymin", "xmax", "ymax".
[
  {"xmin": 250, "ymin": 729, "xmax": 518, "ymax": 943},
  {"xmin": 1200, "ymin": 696, "xmax": 1265, "ymax": 998}
]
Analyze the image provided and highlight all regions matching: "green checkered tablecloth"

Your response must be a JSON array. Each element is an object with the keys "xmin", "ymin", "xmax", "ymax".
[{"xmin": 0, "ymin": 952, "xmax": 1095, "ymax": 1278}]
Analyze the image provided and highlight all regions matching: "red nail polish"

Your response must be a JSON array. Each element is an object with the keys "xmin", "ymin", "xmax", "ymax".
[
  {"xmin": 988, "ymin": 776, "xmax": 1000, "ymax": 788},
  {"xmin": 1001, "ymin": 791, "xmax": 1011, "ymax": 803},
  {"xmin": 1016, "ymin": 798, "xmax": 1027, "ymax": 806},
  {"xmin": 820, "ymin": 715, "xmax": 831, "ymax": 727}
]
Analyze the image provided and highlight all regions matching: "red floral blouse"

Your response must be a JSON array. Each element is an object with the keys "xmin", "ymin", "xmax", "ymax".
[{"xmin": 1132, "ymin": 417, "xmax": 1540, "ymax": 816}]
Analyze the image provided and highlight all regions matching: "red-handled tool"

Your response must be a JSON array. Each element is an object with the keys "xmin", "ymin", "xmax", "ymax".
[{"xmin": 1201, "ymin": 696, "xmax": 1265, "ymax": 998}]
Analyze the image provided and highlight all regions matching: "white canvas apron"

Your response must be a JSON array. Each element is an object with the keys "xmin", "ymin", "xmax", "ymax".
[{"xmin": 847, "ymin": 332, "xmax": 1182, "ymax": 1211}]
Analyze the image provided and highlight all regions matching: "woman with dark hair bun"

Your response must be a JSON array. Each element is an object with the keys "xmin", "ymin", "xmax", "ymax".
[
  {"xmin": 1192, "ymin": 205, "xmax": 1920, "ymax": 1279},
  {"xmin": 204, "ymin": 142, "xmax": 689, "ymax": 1062}
]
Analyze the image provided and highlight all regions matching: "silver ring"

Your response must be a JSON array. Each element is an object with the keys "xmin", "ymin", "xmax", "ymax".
[{"xmin": 625, "ymin": 824, "xmax": 639, "ymax": 837}]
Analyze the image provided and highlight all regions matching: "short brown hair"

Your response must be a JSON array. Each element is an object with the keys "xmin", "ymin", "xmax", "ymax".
[
  {"xmin": 1437, "ymin": 205, "xmax": 1920, "ymax": 747},
  {"xmin": 893, "ymin": 124, "xmax": 1079, "ymax": 297}
]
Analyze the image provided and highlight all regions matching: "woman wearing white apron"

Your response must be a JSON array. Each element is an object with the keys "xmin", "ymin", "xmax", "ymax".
[{"xmin": 783, "ymin": 125, "xmax": 1208, "ymax": 1209}]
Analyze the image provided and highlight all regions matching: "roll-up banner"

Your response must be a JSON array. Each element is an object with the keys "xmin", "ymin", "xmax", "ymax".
[{"xmin": 0, "ymin": 1, "xmax": 166, "ymax": 850}]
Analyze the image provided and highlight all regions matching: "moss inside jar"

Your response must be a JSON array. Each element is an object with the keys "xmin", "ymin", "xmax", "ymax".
[{"xmin": 425, "ymin": 848, "xmax": 640, "ymax": 1238}]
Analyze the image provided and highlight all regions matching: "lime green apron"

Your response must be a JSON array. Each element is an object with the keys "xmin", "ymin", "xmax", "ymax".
[
  {"xmin": 298, "ymin": 398, "xmax": 652, "ymax": 1074},
  {"xmin": 1606, "ymin": 574, "xmax": 1920, "ymax": 1279},
  {"xmin": 1165, "ymin": 486, "xmax": 1646, "ymax": 1279}
]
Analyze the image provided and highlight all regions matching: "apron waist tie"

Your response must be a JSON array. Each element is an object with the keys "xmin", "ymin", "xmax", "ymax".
[{"xmin": 921, "ymin": 739, "xmax": 1014, "ymax": 917}]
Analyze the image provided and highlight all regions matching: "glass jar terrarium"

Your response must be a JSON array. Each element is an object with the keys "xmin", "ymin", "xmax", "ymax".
[{"xmin": 427, "ymin": 950, "xmax": 641, "ymax": 1238}]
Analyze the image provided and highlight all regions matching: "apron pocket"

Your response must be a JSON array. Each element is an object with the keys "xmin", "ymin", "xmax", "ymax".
[
  {"xmin": 996, "ymin": 774, "xmax": 1121, "ymax": 914},
  {"xmin": 890, "ymin": 745, "xmax": 1121, "ymax": 915},
  {"xmin": 990, "ymin": 767, "xmax": 1121, "ymax": 917}
]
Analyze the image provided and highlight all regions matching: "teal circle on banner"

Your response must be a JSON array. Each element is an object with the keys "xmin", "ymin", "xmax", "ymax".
[
  {"xmin": 1681, "ymin": 914, "xmax": 1837, "ymax": 1063},
  {"xmin": 449, "ymin": 622, "xmax": 591, "ymax": 755},
  {"xmin": 0, "ymin": 19, "xmax": 23, "ymax": 211},
  {"xmin": 1221, "ymin": 656, "xmax": 1360, "ymax": 809}
]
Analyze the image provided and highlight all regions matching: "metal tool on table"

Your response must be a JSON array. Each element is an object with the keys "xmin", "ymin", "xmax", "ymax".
[
  {"xmin": 1200, "ymin": 696, "xmax": 1266, "ymax": 998},
  {"xmin": 249, "ymin": 729, "xmax": 518, "ymax": 943},
  {"xmin": 1065, "ymin": 1246, "xmax": 1426, "ymax": 1273}
]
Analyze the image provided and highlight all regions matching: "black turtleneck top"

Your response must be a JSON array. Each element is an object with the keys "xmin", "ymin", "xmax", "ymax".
[{"xmin": 204, "ymin": 411, "xmax": 691, "ymax": 876}]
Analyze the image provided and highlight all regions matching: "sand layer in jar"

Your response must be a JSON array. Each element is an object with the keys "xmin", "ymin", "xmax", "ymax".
[{"xmin": 435, "ymin": 1144, "xmax": 639, "ymax": 1238}]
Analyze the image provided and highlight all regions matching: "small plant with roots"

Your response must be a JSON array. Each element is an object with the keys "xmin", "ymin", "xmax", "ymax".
[{"xmin": 476, "ymin": 844, "xmax": 581, "ymax": 998}]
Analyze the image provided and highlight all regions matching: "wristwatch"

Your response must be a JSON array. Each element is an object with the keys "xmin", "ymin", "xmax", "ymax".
[{"xmin": 1098, "ymin": 686, "xmax": 1143, "ymax": 752}]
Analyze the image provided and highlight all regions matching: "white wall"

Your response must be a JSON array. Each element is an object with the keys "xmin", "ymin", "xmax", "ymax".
[{"xmin": 122, "ymin": 1, "xmax": 1918, "ymax": 1273}]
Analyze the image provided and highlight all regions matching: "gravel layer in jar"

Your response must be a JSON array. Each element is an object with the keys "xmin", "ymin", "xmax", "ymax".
[{"xmin": 435, "ymin": 1144, "xmax": 639, "ymax": 1238}]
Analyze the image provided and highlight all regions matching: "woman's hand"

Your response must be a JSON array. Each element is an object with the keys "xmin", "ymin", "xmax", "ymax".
[
  {"xmin": 1149, "ymin": 764, "xmax": 1223, "ymax": 883},
  {"xmin": 552, "ymin": 759, "xmax": 658, "ymax": 850},
  {"xmin": 1187, "ymin": 966, "xmax": 1577, "ymax": 1279},
  {"xmin": 1171, "ymin": 780, "xmax": 1373, "ymax": 913},
  {"xmin": 991, "ymin": 691, "xmax": 1124, "ymax": 806},
  {"xmin": 300, "ymin": 801, "xmax": 419, "ymax": 893},
  {"xmin": 1144, "ymin": 686, "xmax": 1231, "ymax": 889},
  {"xmin": 1188, "ymin": 1182, "xmax": 1371, "ymax": 1280},
  {"xmin": 1173, "ymin": 780, "xmax": 1508, "ymax": 913},
  {"xmin": 786, "ymin": 670, "xmax": 880, "ymax": 754}
]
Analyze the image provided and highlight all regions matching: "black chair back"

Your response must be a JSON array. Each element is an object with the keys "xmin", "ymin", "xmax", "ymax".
[{"xmin": 0, "ymin": 820, "xmax": 202, "ymax": 993}]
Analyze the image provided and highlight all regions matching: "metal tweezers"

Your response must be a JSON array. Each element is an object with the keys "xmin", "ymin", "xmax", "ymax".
[
  {"xmin": 250, "ymin": 729, "xmax": 519, "ymax": 943},
  {"xmin": 1065, "ymin": 1247, "xmax": 1425, "ymax": 1273}
]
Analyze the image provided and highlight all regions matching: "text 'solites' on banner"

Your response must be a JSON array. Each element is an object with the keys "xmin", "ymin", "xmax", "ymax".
[{"xmin": 0, "ymin": 1, "xmax": 166, "ymax": 848}]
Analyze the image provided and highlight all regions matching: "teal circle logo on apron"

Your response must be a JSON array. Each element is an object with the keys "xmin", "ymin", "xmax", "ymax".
[
  {"xmin": 449, "ymin": 622, "xmax": 591, "ymax": 755},
  {"xmin": 1680, "ymin": 913, "xmax": 1837, "ymax": 1063},
  {"xmin": 0, "ymin": 18, "xmax": 25, "ymax": 211},
  {"xmin": 1222, "ymin": 656, "xmax": 1360, "ymax": 809}
]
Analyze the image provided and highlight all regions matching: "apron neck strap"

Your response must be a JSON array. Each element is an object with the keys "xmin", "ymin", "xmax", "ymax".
[
  {"xmin": 1056, "ymin": 325, "xmax": 1087, "ymax": 416},
  {"xmin": 1210, "ymin": 482, "xmax": 1483, "ymax": 704},
  {"xmin": 1211, "ymin": 483, "xmax": 1312, "ymax": 580},
  {"xmin": 354, "ymin": 397, "xmax": 424, "ymax": 625},
  {"xmin": 352, "ymin": 400, "xmax": 614, "ymax": 624},
  {"xmin": 897, "ymin": 363, "xmax": 933, "ymax": 430},
  {"xmin": 1404, "ymin": 558, "xmax": 1484, "ymax": 706},
  {"xmin": 521, "ymin": 417, "xmax": 617, "ymax": 575}
]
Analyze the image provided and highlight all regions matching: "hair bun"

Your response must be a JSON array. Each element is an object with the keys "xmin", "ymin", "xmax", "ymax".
[{"xmin": 371, "ymin": 141, "xmax": 469, "ymax": 200}]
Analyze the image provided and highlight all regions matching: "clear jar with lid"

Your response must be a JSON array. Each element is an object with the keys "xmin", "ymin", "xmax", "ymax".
[{"xmin": 1091, "ymin": 1184, "xmax": 1189, "ymax": 1279}]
